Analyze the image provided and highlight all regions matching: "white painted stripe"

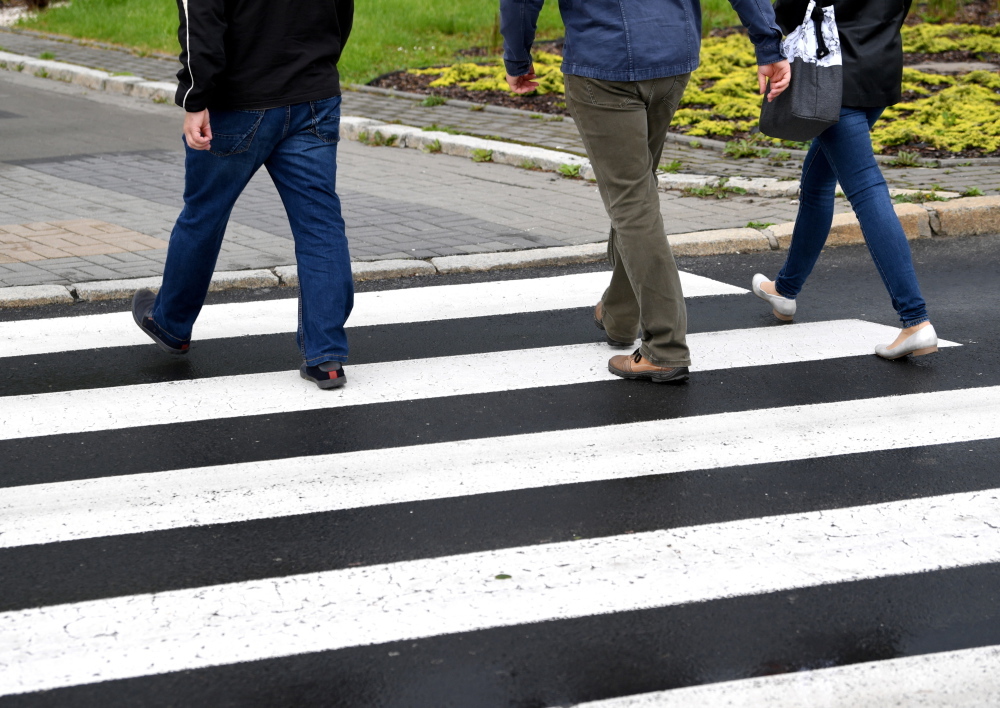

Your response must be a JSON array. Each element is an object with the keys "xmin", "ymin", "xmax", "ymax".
[
  {"xmin": 0, "ymin": 320, "xmax": 956, "ymax": 441},
  {"xmin": 573, "ymin": 645, "xmax": 1000, "ymax": 708},
  {"xmin": 2, "ymin": 384, "xmax": 996, "ymax": 549},
  {"xmin": 0, "ymin": 271, "xmax": 743, "ymax": 359},
  {"xmin": 2, "ymin": 491, "xmax": 998, "ymax": 696}
]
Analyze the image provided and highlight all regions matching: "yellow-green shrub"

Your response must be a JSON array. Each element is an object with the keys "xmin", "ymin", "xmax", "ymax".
[
  {"xmin": 876, "ymin": 70, "xmax": 1000, "ymax": 153},
  {"xmin": 901, "ymin": 23, "xmax": 1000, "ymax": 54},
  {"xmin": 408, "ymin": 29, "xmax": 1000, "ymax": 154},
  {"xmin": 411, "ymin": 51, "xmax": 564, "ymax": 94},
  {"xmin": 672, "ymin": 33, "xmax": 762, "ymax": 137}
]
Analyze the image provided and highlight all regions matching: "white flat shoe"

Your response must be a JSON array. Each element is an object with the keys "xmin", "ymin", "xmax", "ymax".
[
  {"xmin": 875, "ymin": 324, "xmax": 939, "ymax": 360},
  {"xmin": 751, "ymin": 273, "xmax": 796, "ymax": 321}
]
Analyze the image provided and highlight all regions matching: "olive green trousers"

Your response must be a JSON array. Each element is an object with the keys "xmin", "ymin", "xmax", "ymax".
[{"xmin": 565, "ymin": 73, "xmax": 692, "ymax": 367}]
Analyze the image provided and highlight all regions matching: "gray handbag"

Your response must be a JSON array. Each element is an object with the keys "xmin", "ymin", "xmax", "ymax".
[{"xmin": 759, "ymin": 0, "xmax": 842, "ymax": 142}]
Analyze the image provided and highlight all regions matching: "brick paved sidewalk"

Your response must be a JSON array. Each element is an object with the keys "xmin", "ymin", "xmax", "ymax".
[
  {"xmin": 0, "ymin": 28, "xmax": 994, "ymax": 290},
  {"xmin": 0, "ymin": 140, "xmax": 831, "ymax": 287}
]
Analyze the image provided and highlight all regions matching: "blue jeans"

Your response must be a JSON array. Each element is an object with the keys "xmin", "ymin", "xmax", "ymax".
[
  {"xmin": 774, "ymin": 107, "xmax": 929, "ymax": 327},
  {"xmin": 152, "ymin": 96, "xmax": 353, "ymax": 365}
]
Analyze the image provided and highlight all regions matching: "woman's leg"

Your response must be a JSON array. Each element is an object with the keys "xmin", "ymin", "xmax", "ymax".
[
  {"xmin": 813, "ymin": 108, "xmax": 930, "ymax": 328},
  {"xmin": 772, "ymin": 139, "xmax": 839, "ymax": 299}
]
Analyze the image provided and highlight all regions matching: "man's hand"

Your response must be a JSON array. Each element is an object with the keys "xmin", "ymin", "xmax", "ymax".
[
  {"xmin": 184, "ymin": 109, "xmax": 213, "ymax": 150},
  {"xmin": 758, "ymin": 60, "xmax": 791, "ymax": 102},
  {"xmin": 505, "ymin": 64, "xmax": 539, "ymax": 94}
]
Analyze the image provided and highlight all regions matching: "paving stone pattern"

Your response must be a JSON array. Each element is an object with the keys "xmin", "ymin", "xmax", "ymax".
[
  {"xmin": 342, "ymin": 91, "xmax": 805, "ymax": 182},
  {"xmin": 0, "ymin": 28, "xmax": 179, "ymax": 81},
  {"xmin": 0, "ymin": 218, "xmax": 167, "ymax": 263},
  {"xmin": 0, "ymin": 137, "xmax": 835, "ymax": 287}
]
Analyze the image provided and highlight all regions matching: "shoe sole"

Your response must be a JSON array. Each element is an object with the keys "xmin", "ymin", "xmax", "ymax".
[
  {"xmin": 608, "ymin": 366, "xmax": 690, "ymax": 384},
  {"xmin": 877, "ymin": 345, "xmax": 939, "ymax": 361},
  {"xmin": 300, "ymin": 369, "xmax": 347, "ymax": 390},
  {"xmin": 131, "ymin": 293, "xmax": 189, "ymax": 356}
]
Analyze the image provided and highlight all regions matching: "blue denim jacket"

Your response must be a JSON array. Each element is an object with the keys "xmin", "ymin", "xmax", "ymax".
[{"xmin": 501, "ymin": 0, "xmax": 785, "ymax": 82}]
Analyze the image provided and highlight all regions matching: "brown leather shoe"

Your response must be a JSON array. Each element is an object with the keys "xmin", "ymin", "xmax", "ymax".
[
  {"xmin": 594, "ymin": 302, "xmax": 634, "ymax": 348},
  {"xmin": 608, "ymin": 349, "xmax": 689, "ymax": 383}
]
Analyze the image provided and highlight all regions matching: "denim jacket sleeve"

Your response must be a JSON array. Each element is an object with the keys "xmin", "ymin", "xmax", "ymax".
[
  {"xmin": 500, "ymin": 0, "xmax": 544, "ymax": 77},
  {"xmin": 727, "ymin": 0, "xmax": 786, "ymax": 65}
]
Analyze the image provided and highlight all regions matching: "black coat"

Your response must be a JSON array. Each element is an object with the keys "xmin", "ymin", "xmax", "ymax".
[
  {"xmin": 773, "ymin": 0, "xmax": 913, "ymax": 107},
  {"xmin": 174, "ymin": 0, "xmax": 354, "ymax": 112}
]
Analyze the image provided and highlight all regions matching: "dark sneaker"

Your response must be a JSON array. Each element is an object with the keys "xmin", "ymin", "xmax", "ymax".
[
  {"xmin": 131, "ymin": 288, "xmax": 190, "ymax": 355},
  {"xmin": 300, "ymin": 361, "xmax": 347, "ymax": 390},
  {"xmin": 609, "ymin": 349, "xmax": 689, "ymax": 383},
  {"xmin": 594, "ymin": 301, "xmax": 634, "ymax": 348}
]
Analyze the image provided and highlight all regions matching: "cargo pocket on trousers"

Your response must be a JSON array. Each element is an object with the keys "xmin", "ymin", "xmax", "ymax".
[
  {"xmin": 206, "ymin": 109, "xmax": 265, "ymax": 157},
  {"xmin": 309, "ymin": 95, "xmax": 342, "ymax": 144}
]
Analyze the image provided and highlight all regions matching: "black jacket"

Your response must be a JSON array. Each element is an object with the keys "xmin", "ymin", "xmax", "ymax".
[
  {"xmin": 175, "ymin": 0, "xmax": 354, "ymax": 112},
  {"xmin": 773, "ymin": 0, "xmax": 912, "ymax": 107}
]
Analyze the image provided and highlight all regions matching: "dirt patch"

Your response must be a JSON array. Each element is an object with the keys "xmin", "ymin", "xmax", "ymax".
[
  {"xmin": 369, "ymin": 40, "xmax": 571, "ymax": 115},
  {"xmin": 904, "ymin": 49, "xmax": 1000, "ymax": 63},
  {"xmin": 369, "ymin": 70, "xmax": 571, "ymax": 116}
]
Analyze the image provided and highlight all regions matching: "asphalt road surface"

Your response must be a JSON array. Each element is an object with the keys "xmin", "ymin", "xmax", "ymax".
[
  {"xmin": 1, "ymin": 234, "xmax": 999, "ymax": 707},
  {"xmin": 0, "ymin": 70, "xmax": 182, "ymax": 162}
]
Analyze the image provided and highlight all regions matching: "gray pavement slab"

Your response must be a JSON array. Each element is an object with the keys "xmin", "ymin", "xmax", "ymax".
[{"xmin": 0, "ymin": 28, "xmax": 179, "ymax": 81}]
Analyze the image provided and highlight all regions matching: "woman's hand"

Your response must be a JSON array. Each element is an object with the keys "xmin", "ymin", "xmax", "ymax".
[{"xmin": 759, "ymin": 60, "xmax": 792, "ymax": 101}]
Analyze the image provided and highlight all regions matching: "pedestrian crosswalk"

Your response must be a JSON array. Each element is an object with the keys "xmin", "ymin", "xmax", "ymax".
[
  {"xmin": 0, "ymin": 270, "xmax": 741, "ymax": 359},
  {"xmin": 0, "ymin": 319, "xmax": 960, "ymax": 441},
  {"xmin": 1, "ymin": 265, "xmax": 998, "ymax": 706}
]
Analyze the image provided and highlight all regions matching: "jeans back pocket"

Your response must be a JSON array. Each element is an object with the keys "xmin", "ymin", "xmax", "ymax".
[
  {"xmin": 207, "ymin": 109, "xmax": 265, "ymax": 157},
  {"xmin": 309, "ymin": 95, "xmax": 342, "ymax": 143}
]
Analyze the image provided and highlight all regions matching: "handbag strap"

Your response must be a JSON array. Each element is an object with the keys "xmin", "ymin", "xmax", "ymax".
[
  {"xmin": 811, "ymin": 5, "xmax": 830, "ymax": 59},
  {"xmin": 810, "ymin": 0, "xmax": 838, "ymax": 60}
]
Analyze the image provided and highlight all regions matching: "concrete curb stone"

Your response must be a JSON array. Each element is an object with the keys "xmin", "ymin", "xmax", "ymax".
[
  {"xmin": 766, "ymin": 203, "xmax": 935, "ymax": 249},
  {"xmin": 208, "ymin": 269, "xmax": 280, "ymax": 291},
  {"xmin": 274, "ymin": 260, "xmax": 437, "ymax": 288},
  {"xmin": 72, "ymin": 270, "xmax": 279, "ymax": 301},
  {"xmin": 431, "ymin": 242, "xmax": 607, "ymax": 273},
  {"xmin": 272, "ymin": 265, "xmax": 298, "ymax": 287},
  {"xmin": 668, "ymin": 228, "xmax": 771, "ymax": 256},
  {"xmin": 0, "ymin": 51, "xmax": 175, "ymax": 101},
  {"xmin": 926, "ymin": 196, "xmax": 1000, "ymax": 237},
  {"xmin": 74, "ymin": 276, "xmax": 162, "ymax": 301},
  {"xmin": 894, "ymin": 203, "xmax": 933, "ymax": 240},
  {"xmin": 348, "ymin": 121, "xmax": 592, "ymax": 176},
  {"xmin": 0, "ymin": 284, "xmax": 74, "ymax": 308},
  {"xmin": 352, "ymin": 259, "xmax": 437, "ymax": 281}
]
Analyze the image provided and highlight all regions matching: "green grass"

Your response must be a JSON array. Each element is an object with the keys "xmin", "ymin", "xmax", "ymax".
[
  {"xmin": 18, "ymin": 0, "xmax": 564, "ymax": 84},
  {"xmin": 20, "ymin": 0, "xmax": 179, "ymax": 57},
  {"xmin": 701, "ymin": 0, "xmax": 739, "ymax": 34}
]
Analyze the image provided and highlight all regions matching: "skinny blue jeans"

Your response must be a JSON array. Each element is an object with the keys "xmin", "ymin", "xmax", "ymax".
[
  {"xmin": 152, "ymin": 96, "xmax": 353, "ymax": 365},
  {"xmin": 774, "ymin": 107, "xmax": 929, "ymax": 327}
]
